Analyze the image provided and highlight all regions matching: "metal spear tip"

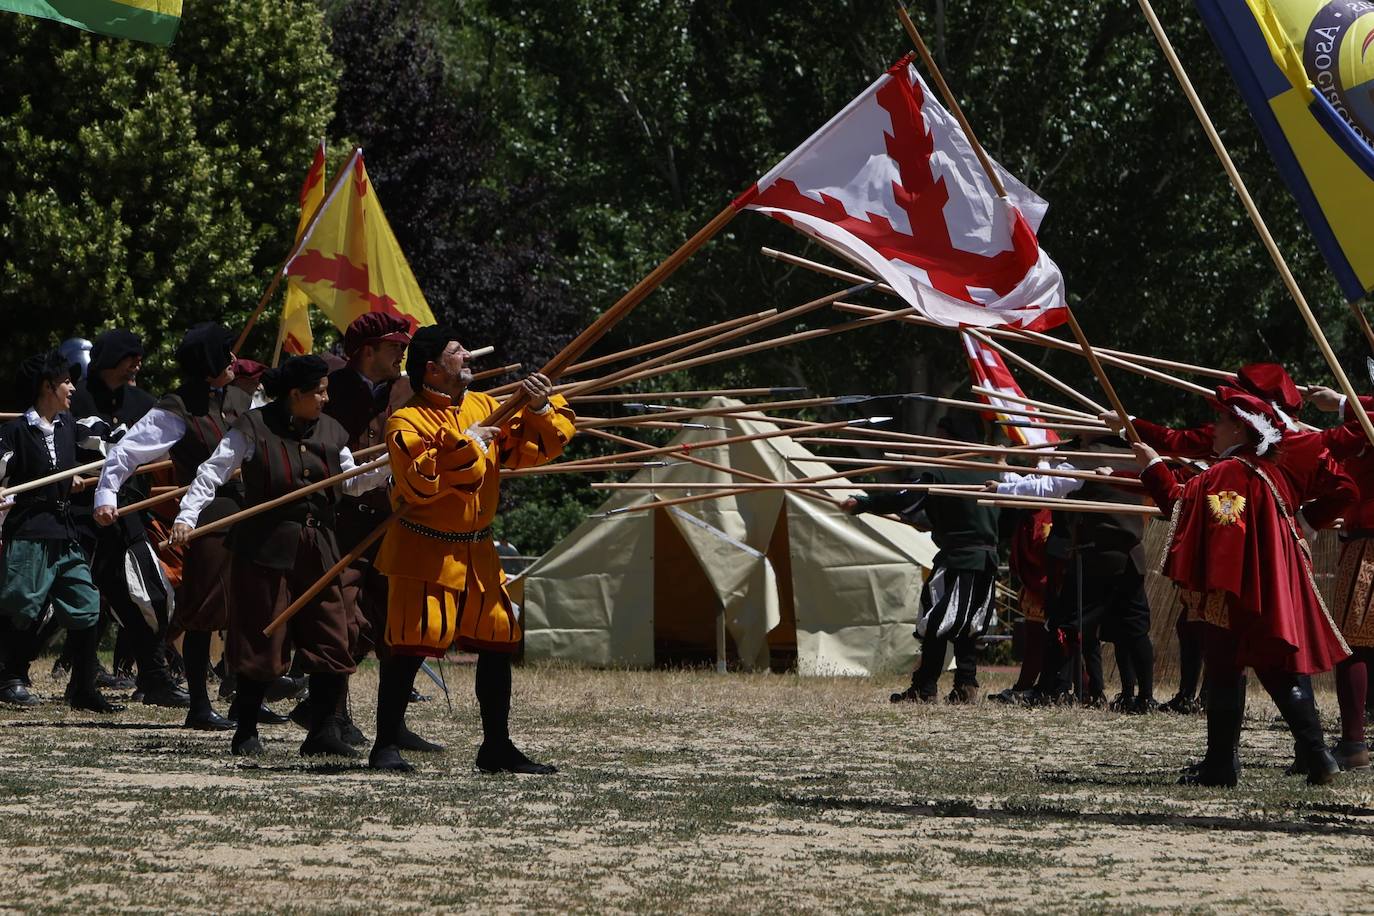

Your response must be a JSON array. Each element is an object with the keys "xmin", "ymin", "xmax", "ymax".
[
  {"xmin": 1367, "ymin": 355, "xmax": 1374, "ymax": 388},
  {"xmin": 849, "ymin": 416, "xmax": 894, "ymax": 426},
  {"xmin": 844, "ymin": 280, "xmax": 880, "ymax": 295}
]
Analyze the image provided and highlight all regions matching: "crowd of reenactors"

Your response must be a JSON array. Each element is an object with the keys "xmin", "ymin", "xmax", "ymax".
[{"xmin": 0, "ymin": 315, "xmax": 572, "ymax": 773}]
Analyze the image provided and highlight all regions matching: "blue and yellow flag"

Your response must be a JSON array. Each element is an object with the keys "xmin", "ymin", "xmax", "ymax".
[
  {"xmin": 0, "ymin": 0, "xmax": 182, "ymax": 46},
  {"xmin": 1195, "ymin": 0, "xmax": 1374, "ymax": 301}
]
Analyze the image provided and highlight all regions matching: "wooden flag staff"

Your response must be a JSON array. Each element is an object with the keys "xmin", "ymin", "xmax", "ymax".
[
  {"xmin": 895, "ymin": 3, "xmax": 1142, "ymax": 444},
  {"xmin": 1134, "ymin": 0, "xmax": 1374, "ymax": 447}
]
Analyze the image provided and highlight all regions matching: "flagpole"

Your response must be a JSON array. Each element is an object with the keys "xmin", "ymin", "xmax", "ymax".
[
  {"xmin": 1135, "ymin": 0, "xmax": 1374, "ymax": 447},
  {"xmin": 232, "ymin": 148, "xmax": 363, "ymax": 357},
  {"xmin": 895, "ymin": 2, "xmax": 1142, "ymax": 444}
]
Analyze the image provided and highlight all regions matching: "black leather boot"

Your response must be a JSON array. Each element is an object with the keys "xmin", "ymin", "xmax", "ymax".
[
  {"xmin": 474, "ymin": 652, "xmax": 556, "ymax": 775},
  {"xmin": 1266, "ymin": 675, "xmax": 1339, "ymax": 786},
  {"xmin": 64, "ymin": 626, "xmax": 124, "ymax": 714},
  {"xmin": 1180, "ymin": 675, "xmax": 1244, "ymax": 787}
]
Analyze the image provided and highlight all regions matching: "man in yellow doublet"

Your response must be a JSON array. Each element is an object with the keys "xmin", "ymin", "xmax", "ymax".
[{"xmin": 369, "ymin": 326, "xmax": 574, "ymax": 774}]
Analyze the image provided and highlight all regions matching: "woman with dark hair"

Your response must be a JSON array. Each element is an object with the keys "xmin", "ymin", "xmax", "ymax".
[
  {"xmin": 169, "ymin": 355, "xmax": 386, "ymax": 757},
  {"xmin": 96, "ymin": 323, "xmax": 250, "ymax": 730},
  {"xmin": 0, "ymin": 351, "xmax": 120, "ymax": 711}
]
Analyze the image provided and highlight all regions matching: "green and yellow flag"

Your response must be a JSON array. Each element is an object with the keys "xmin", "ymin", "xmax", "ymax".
[{"xmin": 0, "ymin": 0, "xmax": 183, "ymax": 46}]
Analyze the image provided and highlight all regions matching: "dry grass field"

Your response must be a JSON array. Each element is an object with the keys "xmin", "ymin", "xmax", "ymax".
[{"xmin": 1, "ymin": 660, "xmax": 1372, "ymax": 914}]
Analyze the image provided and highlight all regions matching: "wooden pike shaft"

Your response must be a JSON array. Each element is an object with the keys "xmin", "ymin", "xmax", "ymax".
[
  {"xmin": 1348, "ymin": 300, "xmax": 1374, "ymax": 356},
  {"xmin": 964, "ymin": 328, "xmax": 1108, "ymax": 415},
  {"xmin": 559, "ymin": 282, "xmax": 874, "ymax": 399},
  {"xmin": 918, "ymin": 394, "xmax": 1103, "ymax": 425},
  {"xmin": 763, "ymin": 247, "xmax": 1215, "ymax": 404},
  {"xmin": 575, "ymin": 304, "xmax": 917, "ymax": 397},
  {"xmin": 968, "ymin": 385, "xmax": 1096, "ymax": 420},
  {"xmin": 0, "ymin": 457, "xmax": 107, "ymax": 499},
  {"xmin": 486, "ymin": 204, "xmax": 740, "ymax": 426},
  {"xmin": 472, "ymin": 363, "xmax": 521, "ymax": 383},
  {"xmin": 161, "ymin": 456, "xmax": 388, "ymax": 549},
  {"xmin": 557, "ymin": 418, "xmax": 876, "ymax": 470},
  {"xmin": 923, "ymin": 485, "xmax": 1156, "ymax": 514},
  {"xmin": 576, "ymin": 395, "xmax": 855, "ymax": 430},
  {"xmin": 1136, "ymin": 0, "xmax": 1374, "ymax": 447},
  {"xmin": 593, "ymin": 481, "xmax": 982, "ymax": 492},
  {"xmin": 571, "ymin": 387, "xmax": 800, "ymax": 403},
  {"xmin": 791, "ymin": 437, "xmax": 1119, "ymax": 462},
  {"xmin": 586, "ymin": 427, "xmax": 854, "ymax": 508},
  {"xmin": 561, "ymin": 308, "xmax": 777, "ymax": 378},
  {"xmin": 502, "ymin": 461, "xmax": 666, "ymax": 476}
]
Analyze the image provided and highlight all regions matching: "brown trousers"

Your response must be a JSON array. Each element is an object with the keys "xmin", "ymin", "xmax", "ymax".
[
  {"xmin": 226, "ymin": 527, "xmax": 356, "ymax": 681},
  {"xmin": 169, "ymin": 529, "xmax": 232, "ymax": 636}
]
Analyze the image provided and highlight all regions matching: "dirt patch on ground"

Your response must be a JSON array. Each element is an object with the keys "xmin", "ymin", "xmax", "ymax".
[{"xmin": 0, "ymin": 662, "xmax": 1371, "ymax": 912}]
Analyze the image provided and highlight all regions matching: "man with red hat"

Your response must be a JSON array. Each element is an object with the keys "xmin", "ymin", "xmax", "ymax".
[
  {"xmin": 1299, "ymin": 380, "xmax": 1374, "ymax": 771},
  {"xmin": 289, "ymin": 312, "xmax": 438, "ymax": 752},
  {"xmin": 1102, "ymin": 363, "xmax": 1354, "ymax": 720},
  {"xmin": 1133, "ymin": 384, "xmax": 1352, "ymax": 786}
]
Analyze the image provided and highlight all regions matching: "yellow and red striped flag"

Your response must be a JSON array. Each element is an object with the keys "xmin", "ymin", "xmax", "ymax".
[{"xmin": 282, "ymin": 148, "xmax": 436, "ymax": 338}]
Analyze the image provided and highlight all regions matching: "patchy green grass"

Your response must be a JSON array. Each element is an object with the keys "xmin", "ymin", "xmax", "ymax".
[{"xmin": 0, "ymin": 661, "xmax": 1372, "ymax": 913}]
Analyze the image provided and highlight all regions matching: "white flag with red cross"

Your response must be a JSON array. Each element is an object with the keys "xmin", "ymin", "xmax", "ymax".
[
  {"xmin": 735, "ymin": 54, "xmax": 1067, "ymax": 332},
  {"xmin": 961, "ymin": 332, "xmax": 1060, "ymax": 448}
]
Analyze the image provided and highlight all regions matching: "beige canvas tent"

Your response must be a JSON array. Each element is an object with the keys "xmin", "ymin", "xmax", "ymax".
[{"xmin": 516, "ymin": 400, "xmax": 938, "ymax": 675}]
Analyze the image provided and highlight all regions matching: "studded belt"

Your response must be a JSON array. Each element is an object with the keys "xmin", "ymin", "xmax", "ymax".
[{"xmin": 399, "ymin": 519, "xmax": 492, "ymax": 543}]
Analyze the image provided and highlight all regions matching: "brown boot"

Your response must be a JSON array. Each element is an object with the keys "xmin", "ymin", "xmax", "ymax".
[{"xmin": 1333, "ymin": 740, "xmax": 1371, "ymax": 771}]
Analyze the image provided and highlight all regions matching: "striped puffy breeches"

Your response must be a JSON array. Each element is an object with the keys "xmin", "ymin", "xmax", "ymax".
[{"xmin": 384, "ymin": 575, "xmax": 521, "ymax": 657}]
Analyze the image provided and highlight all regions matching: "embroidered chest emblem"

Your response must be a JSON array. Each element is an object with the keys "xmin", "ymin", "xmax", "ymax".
[{"xmin": 1207, "ymin": 490, "xmax": 1246, "ymax": 526}]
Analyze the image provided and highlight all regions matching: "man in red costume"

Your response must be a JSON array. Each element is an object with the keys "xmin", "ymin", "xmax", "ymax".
[
  {"xmin": 1134, "ymin": 385, "xmax": 1352, "ymax": 786},
  {"xmin": 1302, "ymin": 381, "xmax": 1374, "ymax": 770}
]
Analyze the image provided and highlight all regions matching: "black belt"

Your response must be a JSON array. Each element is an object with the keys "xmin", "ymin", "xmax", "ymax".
[{"xmin": 399, "ymin": 519, "xmax": 492, "ymax": 543}]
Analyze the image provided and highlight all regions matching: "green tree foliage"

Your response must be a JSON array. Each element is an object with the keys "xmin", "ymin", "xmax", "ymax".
[{"xmin": 0, "ymin": 1, "xmax": 336, "ymax": 397}]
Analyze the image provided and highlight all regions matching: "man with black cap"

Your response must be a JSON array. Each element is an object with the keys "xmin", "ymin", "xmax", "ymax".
[
  {"xmin": 169, "ymin": 354, "xmax": 388, "ymax": 758},
  {"xmin": 0, "ymin": 351, "xmax": 121, "ymax": 711},
  {"xmin": 843, "ymin": 412, "xmax": 1000, "ymax": 704},
  {"xmin": 96, "ymin": 323, "xmax": 250, "ymax": 729},
  {"xmin": 368, "ymin": 325, "xmax": 575, "ymax": 773},
  {"xmin": 73, "ymin": 329, "xmax": 188, "ymax": 709},
  {"xmin": 282, "ymin": 312, "xmax": 430, "ymax": 750}
]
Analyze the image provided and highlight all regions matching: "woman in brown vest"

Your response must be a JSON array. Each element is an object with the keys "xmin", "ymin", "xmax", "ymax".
[{"xmin": 170, "ymin": 355, "xmax": 387, "ymax": 757}]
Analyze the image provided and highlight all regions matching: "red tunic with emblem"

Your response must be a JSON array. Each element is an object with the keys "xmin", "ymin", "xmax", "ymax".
[
  {"xmin": 1134, "ymin": 419, "xmax": 1352, "ymax": 530},
  {"xmin": 1140, "ymin": 449, "xmax": 1351, "ymax": 674},
  {"xmin": 1008, "ymin": 509, "xmax": 1053, "ymax": 622},
  {"xmin": 1318, "ymin": 396, "xmax": 1374, "ymax": 532}
]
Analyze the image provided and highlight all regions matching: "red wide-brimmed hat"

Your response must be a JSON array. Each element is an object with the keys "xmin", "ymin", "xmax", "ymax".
[
  {"xmin": 1235, "ymin": 362, "xmax": 1302, "ymax": 430},
  {"xmin": 1213, "ymin": 384, "xmax": 1285, "ymax": 455}
]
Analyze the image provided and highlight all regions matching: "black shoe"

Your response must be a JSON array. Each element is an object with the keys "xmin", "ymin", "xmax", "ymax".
[
  {"xmin": 409, "ymin": 688, "xmax": 432, "ymax": 703},
  {"xmin": 257, "ymin": 704, "xmax": 290, "ymax": 725},
  {"xmin": 1082, "ymin": 692, "xmax": 1108, "ymax": 709},
  {"xmin": 1127, "ymin": 697, "xmax": 1159, "ymax": 715},
  {"xmin": 475, "ymin": 740, "xmax": 557, "ymax": 775},
  {"xmin": 95, "ymin": 669, "xmax": 136, "ymax": 691},
  {"xmin": 300, "ymin": 717, "xmax": 360, "ymax": 758},
  {"xmin": 396, "ymin": 722, "xmax": 444, "ymax": 753},
  {"xmin": 369, "ymin": 744, "xmax": 415, "ymax": 772},
  {"xmin": 1161, "ymin": 693, "xmax": 1203, "ymax": 715},
  {"xmin": 338, "ymin": 713, "xmax": 367, "ymax": 748},
  {"xmin": 890, "ymin": 686, "xmax": 937, "ymax": 704},
  {"xmin": 184, "ymin": 709, "xmax": 235, "ymax": 731},
  {"xmin": 265, "ymin": 675, "xmax": 308, "ymax": 703},
  {"xmin": 1178, "ymin": 755, "xmax": 1240, "ymax": 788},
  {"xmin": 142, "ymin": 683, "xmax": 192, "ymax": 709},
  {"xmin": 67, "ymin": 690, "xmax": 125, "ymax": 714},
  {"xmin": 232, "ymin": 735, "xmax": 264, "ymax": 757},
  {"xmin": 0, "ymin": 682, "xmax": 40, "ymax": 708},
  {"xmin": 1307, "ymin": 747, "xmax": 1341, "ymax": 786},
  {"xmin": 1108, "ymin": 693, "xmax": 1133, "ymax": 712}
]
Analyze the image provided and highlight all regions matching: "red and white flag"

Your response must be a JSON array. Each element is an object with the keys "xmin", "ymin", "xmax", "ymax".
[
  {"xmin": 736, "ymin": 54, "xmax": 1066, "ymax": 332},
  {"xmin": 961, "ymin": 332, "xmax": 1060, "ymax": 448}
]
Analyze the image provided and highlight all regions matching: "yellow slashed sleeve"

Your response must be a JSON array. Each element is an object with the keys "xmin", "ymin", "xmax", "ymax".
[{"xmin": 497, "ymin": 394, "xmax": 576, "ymax": 470}]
